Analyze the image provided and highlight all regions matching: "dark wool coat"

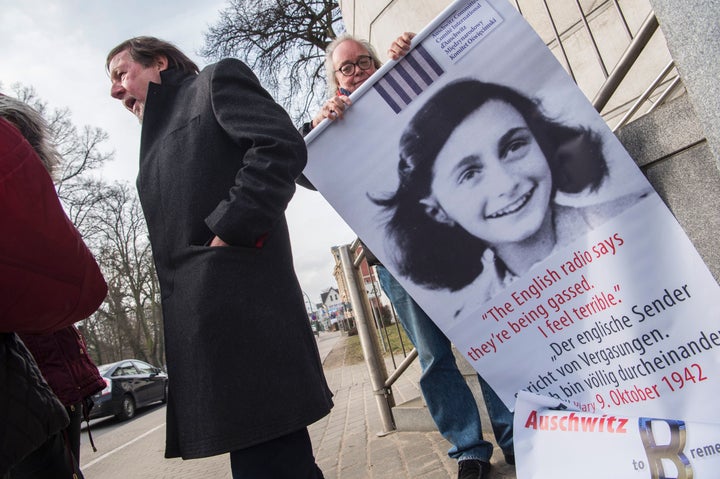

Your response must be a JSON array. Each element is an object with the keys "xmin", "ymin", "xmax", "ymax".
[
  {"xmin": 0, "ymin": 333, "xmax": 69, "ymax": 476},
  {"xmin": 138, "ymin": 60, "xmax": 333, "ymax": 459}
]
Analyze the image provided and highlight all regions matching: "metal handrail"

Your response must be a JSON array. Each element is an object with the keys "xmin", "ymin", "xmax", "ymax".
[
  {"xmin": 384, "ymin": 348, "xmax": 419, "ymax": 389},
  {"xmin": 646, "ymin": 76, "xmax": 682, "ymax": 115},
  {"xmin": 351, "ymin": 241, "xmax": 412, "ymax": 364},
  {"xmin": 338, "ymin": 245, "xmax": 395, "ymax": 435},
  {"xmin": 611, "ymin": 0, "xmax": 634, "ymax": 40},
  {"xmin": 592, "ymin": 12, "xmax": 660, "ymax": 112},
  {"xmin": 612, "ymin": 60, "xmax": 676, "ymax": 132},
  {"xmin": 519, "ymin": 3, "xmax": 671, "ymax": 124},
  {"xmin": 338, "ymin": 239, "xmax": 422, "ymax": 433},
  {"xmin": 575, "ymin": 0, "xmax": 609, "ymax": 78},
  {"xmin": 541, "ymin": 0, "xmax": 576, "ymax": 82}
]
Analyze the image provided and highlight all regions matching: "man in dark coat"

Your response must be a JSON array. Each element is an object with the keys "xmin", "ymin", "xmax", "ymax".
[{"xmin": 106, "ymin": 37, "xmax": 333, "ymax": 478}]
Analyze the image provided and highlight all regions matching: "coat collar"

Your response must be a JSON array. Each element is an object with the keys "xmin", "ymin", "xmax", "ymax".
[
  {"xmin": 159, "ymin": 66, "xmax": 195, "ymax": 87},
  {"xmin": 140, "ymin": 67, "xmax": 195, "ymax": 154}
]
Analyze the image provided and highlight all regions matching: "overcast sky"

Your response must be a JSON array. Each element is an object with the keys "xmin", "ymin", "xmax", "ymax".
[{"xmin": 1, "ymin": 0, "xmax": 357, "ymax": 305}]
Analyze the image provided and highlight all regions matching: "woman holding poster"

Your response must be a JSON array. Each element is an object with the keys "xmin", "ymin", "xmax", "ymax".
[{"xmin": 372, "ymin": 79, "xmax": 648, "ymax": 315}]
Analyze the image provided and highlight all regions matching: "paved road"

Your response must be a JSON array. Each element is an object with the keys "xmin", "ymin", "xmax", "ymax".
[
  {"xmin": 78, "ymin": 331, "xmax": 516, "ymax": 478},
  {"xmin": 316, "ymin": 330, "xmax": 344, "ymax": 363},
  {"xmin": 79, "ymin": 332, "xmax": 344, "ymax": 478}
]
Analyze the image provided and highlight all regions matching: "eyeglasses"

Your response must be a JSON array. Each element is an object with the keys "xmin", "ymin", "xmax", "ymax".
[{"xmin": 336, "ymin": 56, "xmax": 375, "ymax": 77}]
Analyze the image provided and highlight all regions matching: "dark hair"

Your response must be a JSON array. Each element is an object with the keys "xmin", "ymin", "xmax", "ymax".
[
  {"xmin": 371, "ymin": 79, "xmax": 608, "ymax": 291},
  {"xmin": 106, "ymin": 36, "xmax": 199, "ymax": 75}
]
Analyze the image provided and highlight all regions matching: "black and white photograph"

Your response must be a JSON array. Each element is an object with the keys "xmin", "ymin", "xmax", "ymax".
[
  {"xmin": 367, "ymin": 77, "xmax": 651, "ymax": 319},
  {"xmin": 305, "ymin": 0, "xmax": 651, "ymax": 326}
]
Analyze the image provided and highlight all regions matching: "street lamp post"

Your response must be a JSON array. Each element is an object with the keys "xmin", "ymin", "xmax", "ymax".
[{"xmin": 302, "ymin": 290, "xmax": 315, "ymax": 314}]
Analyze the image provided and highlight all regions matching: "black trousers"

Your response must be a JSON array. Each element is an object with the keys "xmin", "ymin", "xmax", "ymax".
[
  {"xmin": 230, "ymin": 427, "xmax": 324, "ymax": 479},
  {"xmin": 65, "ymin": 402, "xmax": 84, "ymax": 464}
]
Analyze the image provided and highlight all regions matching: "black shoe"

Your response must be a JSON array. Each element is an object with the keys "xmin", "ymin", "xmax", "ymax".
[
  {"xmin": 457, "ymin": 459, "xmax": 491, "ymax": 479},
  {"xmin": 504, "ymin": 453, "xmax": 515, "ymax": 465}
]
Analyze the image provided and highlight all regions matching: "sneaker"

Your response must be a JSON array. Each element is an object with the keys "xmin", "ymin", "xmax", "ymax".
[{"xmin": 457, "ymin": 459, "xmax": 491, "ymax": 479}]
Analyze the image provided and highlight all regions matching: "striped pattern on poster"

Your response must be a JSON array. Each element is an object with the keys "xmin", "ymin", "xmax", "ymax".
[{"xmin": 373, "ymin": 45, "xmax": 445, "ymax": 114}]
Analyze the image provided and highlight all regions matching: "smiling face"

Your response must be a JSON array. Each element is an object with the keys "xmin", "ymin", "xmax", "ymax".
[
  {"xmin": 424, "ymin": 99, "xmax": 553, "ymax": 247},
  {"xmin": 331, "ymin": 39, "xmax": 377, "ymax": 94},
  {"xmin": 108, "ymin": 49, "xmax": 166, "ymax": 122}
]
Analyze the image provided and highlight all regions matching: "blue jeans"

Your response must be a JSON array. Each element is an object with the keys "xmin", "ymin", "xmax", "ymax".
[{"xmin": 377, "ymin": 265, "xmax": 514, "ymax": 462}]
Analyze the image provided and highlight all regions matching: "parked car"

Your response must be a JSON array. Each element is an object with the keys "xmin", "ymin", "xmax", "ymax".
[{"xmin": 89, "ymin": 359, "xmax": 168, "ymax": 421}]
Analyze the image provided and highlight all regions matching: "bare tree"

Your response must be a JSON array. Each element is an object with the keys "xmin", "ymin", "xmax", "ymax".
[
  {"xmin": 201, "ymin": 0, "xmax": 343, "ymax": 122},
  {"xmin": 7, "ymin": 84, "xmax": 164, "ymax": 366},
  {"xmin": 10, "ymin": 84, "xmax": 113, "ymax": 239},
  {"xmin": 11, "ymin": 85, "xmax": 112, "ymax": 184},
  {"xmin": 87, "ymin": 183, "xmax": 164, "ymax": 367}
]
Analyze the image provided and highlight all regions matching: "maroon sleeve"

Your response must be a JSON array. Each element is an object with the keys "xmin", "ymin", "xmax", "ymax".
[{"xmin": 0, "ymin": 119, "xmax": 108, "ymax": 334}]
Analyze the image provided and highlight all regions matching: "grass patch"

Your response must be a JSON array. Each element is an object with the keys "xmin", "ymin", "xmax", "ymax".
[{"xmin": 345, "ymin": 322, "xmax": 412, "ymax": 365}]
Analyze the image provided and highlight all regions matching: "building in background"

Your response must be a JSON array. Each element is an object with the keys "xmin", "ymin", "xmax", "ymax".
[
  {"xmin": 330, "ymin": 243, "xmax": 397, "ymax": 333},
  {"xmin": 320, "ymin": 286, "xmax": 342, "ymax": 327}
]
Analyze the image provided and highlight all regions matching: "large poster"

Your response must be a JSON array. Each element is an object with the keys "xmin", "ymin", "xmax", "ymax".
[{"xmin": 305, "ymin": 0, "xmax": 720, "ymax": 425}]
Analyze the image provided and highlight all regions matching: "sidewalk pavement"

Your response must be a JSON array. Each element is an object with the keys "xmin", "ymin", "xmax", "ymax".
[
  {"xmin": 310, "ymin": 332, "xmax": 517, "ymax": 479},
  {"xmin": 80, "ymin": 331, "xmax": 517, "ymax": 478}
]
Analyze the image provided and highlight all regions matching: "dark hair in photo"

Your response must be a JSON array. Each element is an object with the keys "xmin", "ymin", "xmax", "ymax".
[{"xmin": 371, "ymin": 79, "xmax": 608, "ymax": 291}]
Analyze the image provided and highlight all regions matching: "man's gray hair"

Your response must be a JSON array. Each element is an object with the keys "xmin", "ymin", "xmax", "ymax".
[
  {"xmin": 0, "ymin": 95, "xmax": 61, "ymax": 180},
  {"xmin": 324, "ymin": 34, "xmax": 382, "ymax": 97}
]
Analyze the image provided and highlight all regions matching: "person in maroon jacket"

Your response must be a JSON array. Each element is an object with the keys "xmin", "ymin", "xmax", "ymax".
[
  {"xmin": 0, "ymin": 94, "xmax": 107, "ymax": 479},
  {"xmin": 0, "ymin": 95, "xmax": 107, "ymax": 333}
]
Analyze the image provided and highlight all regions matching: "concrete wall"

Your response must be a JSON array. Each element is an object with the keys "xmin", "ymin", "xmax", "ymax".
[
  {"xmin": 339, "ymin": 0, "xmax": 450, "ymax": 51},
  {"xmin": 338, "ymin": 0, "xmax": 677, "ymax": 127},
  {"xmin": 649, "ymin": 0, "xmax": 720, "ymax": 166},
  {"xmin": 616, "ymin": 95, "xmax": 720, "ymax": 282}
]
